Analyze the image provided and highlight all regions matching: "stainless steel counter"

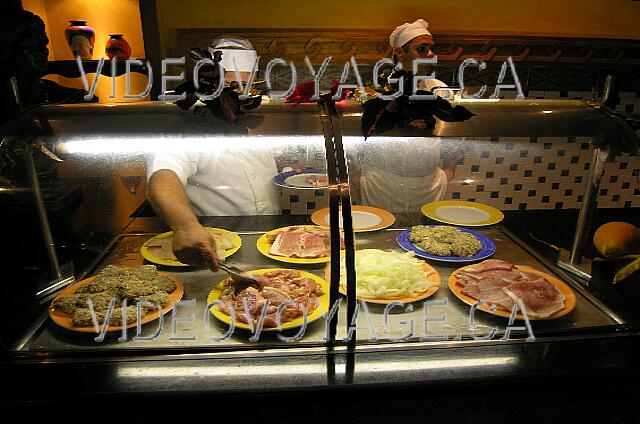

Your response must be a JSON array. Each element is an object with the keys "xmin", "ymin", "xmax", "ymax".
[{"xmin": 22, "ymin": 223, "xmax": 621, "ymax": 354}]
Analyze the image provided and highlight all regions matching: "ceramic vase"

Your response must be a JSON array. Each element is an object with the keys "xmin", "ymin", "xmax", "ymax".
[
  {"xmin": 105, "ymin": 34, "xmax": 132, "ymax": 60},
  {"xmin": 65, "ymin": 20, "xmax": 95, "ymax": 60}
]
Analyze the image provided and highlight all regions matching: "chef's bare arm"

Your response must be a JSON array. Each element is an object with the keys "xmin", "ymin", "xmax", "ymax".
[
  {"xmin": 147, "ymin": 169, "xmax": 219, "ymax": 270},
  {"xmin": 441, "ymin": 139, "xmax": 465, "ymax": 181}
]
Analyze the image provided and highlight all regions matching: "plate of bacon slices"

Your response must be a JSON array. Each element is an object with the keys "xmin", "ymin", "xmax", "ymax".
[
  {"xmin": 273, "ymin": 169, "xmax": 328, "ymax": 189},
  {"xmin": 449, "ymin": 259, "xmax": 576, "ymax": 320},
  {"xmin": 257, "ymin": 225, "xmax": 345, "ymax": 264},
  {"xmin": 207, "ymin": 268, "xmax": 329, "ymax": 331}
]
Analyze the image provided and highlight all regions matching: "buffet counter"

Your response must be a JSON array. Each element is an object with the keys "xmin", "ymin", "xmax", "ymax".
[
  {"xmin": 18, "ymin": 215, "xmax": 625, "ymax": 354},
  {"xmin": 2, "ymin": 98, "xmax": 639, "ymax": 417}
]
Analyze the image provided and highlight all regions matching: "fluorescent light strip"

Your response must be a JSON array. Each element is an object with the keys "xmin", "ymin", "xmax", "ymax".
[
  {"xmin": 116, "ymin": 356, "xmax": 516, "ymax": 379},
  {"xmin": 58, "ymin": 135, "xmax": 324, "ymax": 154}
]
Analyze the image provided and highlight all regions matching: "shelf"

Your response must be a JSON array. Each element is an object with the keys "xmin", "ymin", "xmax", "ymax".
[{"xmin": 45, "ymin": 59, "xmax": 149, "ymax": 78}]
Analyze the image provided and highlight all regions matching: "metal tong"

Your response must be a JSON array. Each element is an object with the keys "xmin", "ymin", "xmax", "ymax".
[{"xmin": 217, "ymin": 263, "xmax": 260, "ymax": 292}]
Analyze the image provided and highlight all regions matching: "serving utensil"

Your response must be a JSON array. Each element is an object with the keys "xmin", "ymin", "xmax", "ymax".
[{"xmin": 217, "ymin": 263, "xmax": 260, "ymax": 292}]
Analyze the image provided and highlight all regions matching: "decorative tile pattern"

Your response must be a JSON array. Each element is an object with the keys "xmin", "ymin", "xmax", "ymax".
[
  {"xmin": 444, "ymin": 134, "xmax": 640, "ymax": 210},
  {"xmin": 280, "ymin": 188, "xmax": 328, "ymax": 215},
  {"xmin": 280, "ymin": 125, "xmax": 638, "ymax": 214}
]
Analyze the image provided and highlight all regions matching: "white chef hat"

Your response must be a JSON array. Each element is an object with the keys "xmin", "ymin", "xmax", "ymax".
[
  {"xmin": 389, "ymin": 19, "xmax": 432, "ymax": 49},
  {"xmin": 208, "ymin": 37, "xmax": 257, "ymax": 72}
]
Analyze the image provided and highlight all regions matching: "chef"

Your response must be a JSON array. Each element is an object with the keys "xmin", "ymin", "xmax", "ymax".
[
  {"xmin": 146, "ymin": 37, "xmax": 279, "ymax": 269},
  {"xmin": 357, "ymin": 19, "xmax": 462, "ymax": 212},
  {"xmin": 390, "ymin": 18, "xmax": 449, "ymax": 95}
]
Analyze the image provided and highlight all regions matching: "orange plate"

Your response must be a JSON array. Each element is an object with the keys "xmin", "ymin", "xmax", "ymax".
[
  {"xmin": 326, "ymin": 262, "xmax": 441, "ymax": 304},
  {"xmin": 49, "ymin": 273, "xmax": 184, "ymax": 333},
  {"xmin": 448, "ymin": 265, "xmax": 576, "ymax": 320}
]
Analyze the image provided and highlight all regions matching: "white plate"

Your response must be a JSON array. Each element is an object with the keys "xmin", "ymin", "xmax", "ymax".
[
  {"xmin": 273, "ymin": 169, "xmax": 327, "ymax": 189},
  {"xmin": 421, "ymin": 201, "xmax": 504, "ymax": 227},
  {"xmin": 310, "ymin": 205, "xmax": 396, "ymax": 232},
  {"xmin": 435, "ymin": 205, "xmax": 490, "ymax": 224},
  {"xmin": 283, "ymin": 173, "xmax": 327, "ymax": 188},
  {"xmin": 320, "ymin": 210, "xmax": 382, "ymax": 228}
]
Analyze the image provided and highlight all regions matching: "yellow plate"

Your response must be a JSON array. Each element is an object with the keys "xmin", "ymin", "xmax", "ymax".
[
  {"xmin": 448, "ymin": 264, "xmax": 576, "ymax": 320},
  {"xmin": 421, "ymin": 200, "xmax": 504, "ymax": 227},
  {"xmin": 256, "ymin": 225, "xmax": 343, "ymax": 264},
  {"xmin": 207, "ymin": 268, "xmax": 329, "ymax": 331},
  {"xmin": 141, "ymin": 228, "xmax": 242, "ymax": 267},
  {"xmin": 328, "ymin": 262, "xmax": 441, "ymax": 304},
  {"xmin": 310, "ymin": 205, "xmax": 396, "ymax": 232},
  {"xmin": 49, "ymin": 273, "xmax": 184, "ymax": 333}
]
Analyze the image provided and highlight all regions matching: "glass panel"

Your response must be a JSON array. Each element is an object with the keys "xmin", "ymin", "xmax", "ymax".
[
  {"xmin": 4, "ymin": 96, "xmax": 636, "ymax": 355},
  {"xmin": 337, "ymin": 98, "xmax": 631, "ymax": 346},
  {"xmin": 11, "ymin": 100, "xmax": 338, "ymax": 353}
]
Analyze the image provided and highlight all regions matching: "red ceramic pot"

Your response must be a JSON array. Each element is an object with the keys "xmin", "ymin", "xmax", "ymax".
[
  {"xmin": 65, "ymin": 20, "xmax": 95, "ymax": 60},
  {"xmin": 105, "ymin": 34, "xmax": 132, "ymax": 60}
]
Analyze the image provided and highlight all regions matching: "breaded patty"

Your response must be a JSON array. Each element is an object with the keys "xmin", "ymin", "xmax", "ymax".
[
  {"xmin": 409, "ymin": 225, "xmax": 482, "ymax": 257},
  {"xmin": 72, "ymin": 306, "xmax": 146, "ymax": 326},
  {"xmin": 83, "ymin": 291, "xmax": 120, "ymax": 312},
  {"xmin": 53, "ymin": 293, "xmax": 88, "ymax": 315},
  {"xmin": 132, "ymin": 265, "xmax": 158, "ymax": 280},
  {"xmin": 108, "ymin": 306, "xmax": 146, "ymax": 326},
  {"xmin": 420, "ymin": 239, "xmax": 452, "ymax": 256},
  {"xmin": 135, "ymin": 292, "xmax": 170, "ymax": 309},
  {"xmin": 54, "ymin": 264, "xmax": 174, "ymax": 327},
  {"xmin": 92, "ymin": 265, "xmax": 157, "ymax": 284},
  {"xmin": 72, "ymin": 308, "xmax": 105, "ymax": 326},
  {"xmin": 95, "ymin": 264, "xmax": 124, "ymax": 278},
  {"xmin": 151, "ymin": 275, "xmax": 177, "ymax": 293},
  {"xmin": 450, "ymin": 232, "xmax": 482, "ymax": 256},
  {"xmin": 75, "ymin": 280, "xmax": 122, "ymax": 296},
  {"xmin": 119, "ymin": 278, "xmax": 159, "ymax": 299}
]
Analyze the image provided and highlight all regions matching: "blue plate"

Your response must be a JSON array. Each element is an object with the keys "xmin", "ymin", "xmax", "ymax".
[
  {"xmin": 396, "ymin": 226, "xmax": 496, "ymax": 263},
  {"xmin": 273, "ymin": 169, "xmax": 327, "ymax": 189}
]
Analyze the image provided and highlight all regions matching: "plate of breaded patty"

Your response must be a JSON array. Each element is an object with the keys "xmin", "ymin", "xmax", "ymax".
[
  {"xmin": 397, "ymin": 225, "xmax": 496, "ymax": 263},
  {"xmin": 49, "ymin": 265, "xmax": 183, "ymax": 332}
]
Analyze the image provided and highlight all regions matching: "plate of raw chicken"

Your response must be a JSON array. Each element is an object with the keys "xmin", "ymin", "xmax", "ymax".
[
  {"xmin": 256, "ymin": 225, "xmax": 344, "ymax": 264},
  {"xmin": 207, "ymin": 268, "xmax": 329, "ymax": 331},
  {"xmin": 448, "ymin": 259, "xmax": 576, "ymax": 320}
]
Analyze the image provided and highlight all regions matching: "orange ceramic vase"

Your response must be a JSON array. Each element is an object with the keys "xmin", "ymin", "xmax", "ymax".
[
  {"xmin": 64, "ymin": 20, "xmax": 95, "ymax": 60},
  {"xmin": 105, "ymin": 34, "xmax": 132, "ymax": 60}
]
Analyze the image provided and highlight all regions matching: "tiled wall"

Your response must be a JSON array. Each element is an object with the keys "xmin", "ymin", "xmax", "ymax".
[
  {"xmin": 444, "ymin": 134, "xmax": 640, "ymax": 210},
  {"xmin": 172, "ymin": 30, "xmax": 640, "ymax": 214},
  {"xmin": 280, "ymin": 188, "xmax": 329, "ymax": 215},
  {"xmin": 280, "ymin": 91, "xmax": 640, "ymax": 214},
  {"xmin": 444, "ymin": 89, "xmax": 639, "ymax": 210}
]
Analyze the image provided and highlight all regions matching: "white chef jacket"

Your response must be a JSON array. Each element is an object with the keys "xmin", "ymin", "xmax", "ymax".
[
  {"xmin": 359, "ymin": 78, "xmax": 451, "ymax": 212},
  {"xmin": 359, "ymin": 137, "xmax": 447, "ymax": 212},
  {"xmin": 147, "ymin": 148, "xmax": 280, "ymax": 216}
]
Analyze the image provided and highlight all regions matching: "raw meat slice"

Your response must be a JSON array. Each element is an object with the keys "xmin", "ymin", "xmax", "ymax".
[
  {"xmin": 464, "ymin": 259, "xmax": 515, "ymax": 274},
  {"xmin": 503, "ymin": 278, "xmax": 566, "ymax": 319},
  {"xmin": 461, "ymin": 277, "xmax": 515, "ymax": 310},
  {"xmin": 269, "ymin": 231, "xmax": 303, "ymax": 257},
  {"xmin": 453, "ymin": 259, "xmax": 567, "ymax": 318},
  {"xmin": 261, "ymin": 286, "xmax": 291, "ymax": 306},
  {"xmin": 268, "ymin": 227, "xmax": 331, "ymax": 258},
  {"xmin": 216, "ymin": 270, "xmax": 323, "ymax": 328}
]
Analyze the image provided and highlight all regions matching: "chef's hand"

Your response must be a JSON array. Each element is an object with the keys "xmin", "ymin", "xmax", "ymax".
[
  {"xmin": 172, "ymin": 223, "xmax": 220, "ymax": 271},
  {"xmin": 444, "ymin": 167, "xmax": 455, "ymax": 182}
]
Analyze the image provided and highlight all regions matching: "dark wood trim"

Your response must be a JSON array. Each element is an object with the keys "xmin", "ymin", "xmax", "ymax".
[
  {"xmin": 138, "ymin": 0, "xmax": 162, "ymax": 100},
  {"xmin": 172, "ymin": 28, "xmax": 640, "ymax": 66}
]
